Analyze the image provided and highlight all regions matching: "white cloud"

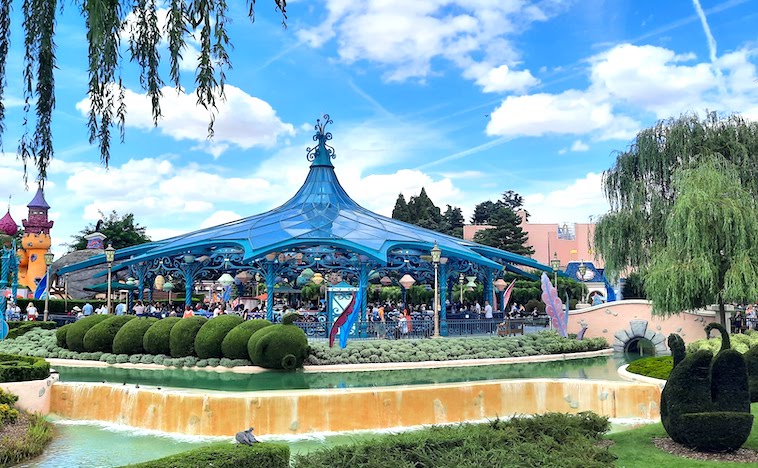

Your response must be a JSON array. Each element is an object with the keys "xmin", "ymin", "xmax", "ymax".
[
  {"xmin": 570, "ymin": 140, "xmax": 589, "ymax": 152},
  {"xmin": 523, "ymin": 173, "xmax": 610, "ymax": 223},
  {"xmin": 199, "ymin": 210, "xmax": 242, "ymax": 229},
  {"xmin": 299, "ymin": 1, "xmax": 554, "ymax": 90},
  {"xmin": 75, "ymin": 85, "xmax": 295, "ymax": 157}
]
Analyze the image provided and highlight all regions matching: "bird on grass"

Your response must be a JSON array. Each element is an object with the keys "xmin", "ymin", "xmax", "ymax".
[{"xmin": 235, "ymin": 427, "xmax": 258, "ymax": 445}]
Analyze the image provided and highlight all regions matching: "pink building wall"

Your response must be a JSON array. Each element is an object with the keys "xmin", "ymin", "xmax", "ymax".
[{"xmin": 462, "ymin": 211, "xmax": 603, "ymax": 269}]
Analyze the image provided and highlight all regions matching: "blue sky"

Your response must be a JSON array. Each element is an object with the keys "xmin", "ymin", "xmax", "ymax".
[{"xmin": 1, "ymin": 0, "xmax": 757, "ymax": 258}]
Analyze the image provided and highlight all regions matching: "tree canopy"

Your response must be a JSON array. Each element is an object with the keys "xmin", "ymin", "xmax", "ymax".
[
  {"xmin": 390, "ymin": 189, "xmax": 464, "ymax": 238},
  {"xmin": 0, "ymin": 0, "xmax": 287, "ymax": 183},
  {"xmin": 472, "ymin": 191, "xmax": 533, "ymax": 256},
  {"xmin": 69, "ymin": 210, "xmax": 151, "ymax": 251}
]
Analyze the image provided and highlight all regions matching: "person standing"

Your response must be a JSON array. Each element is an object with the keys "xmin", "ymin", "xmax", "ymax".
[
  {"xmin": 83, "ymin": 302, "xmax": 93, "ymax": 316},
  {"xmin": 133, "ymin": 301, "xmax": 145, "ymax": 317},
  {"xmin": 484, "ymin": 301, "xmax": 493, "ymax": 333},
  {"xmin": 115, "ymin": 301, "xmax": 126, "ymax": 316},
  {"xmin": 26, "ymin": 302, "xmax": 38, "ymax": 321}
]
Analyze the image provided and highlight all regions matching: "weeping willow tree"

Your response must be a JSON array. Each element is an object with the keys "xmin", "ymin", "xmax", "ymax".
[
  {"xmin": 595, "ymin": 113, "xmax": 758, "ymax": 322},
  {"xmin": 0, "ymin": 0, "xmax": 287, "ymax": 183}
]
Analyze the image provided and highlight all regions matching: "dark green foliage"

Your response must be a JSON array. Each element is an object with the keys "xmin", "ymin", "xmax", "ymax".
[
  {"xmin": 668, "ymin": 334, "xmax": 685, "ymax": 367},
  {"xmin": 621, "ymin": 272, "xmax": 646, "ymax": 299},
  {"xmin": 83, "ymin": 316, "xmax": 135, "ymax": 353},
  {"xmin": 473, "ymin": 194, "xmax": 533, "ymax": 256},
  {"xmin": 0, "ymin": 388, "xmax": 18, "ymax": 406},
  {"xmin": 143, "ymin": 317, "xmax": 181, "ymax": 356},
  {"xmin": 391, "ymin": 189, "xmax": 465, "ymax": 237},
  {"xmin": 248, "ymin": 323, "xmax": 309, "ymax": 370},
  {"xmin": 169, "ymin": 317, "xmax": 207, "ymax": 358},
  {"xmin": 55, "ymin": 324, "xmax": 71, "ymax": 348},
  {"xmin": 5, "ymin": 322, "xmax": 56, "ymax": 340},
  {"xmin": 745, "ymin": 346, "xmax": 758, "ymax": 402},
  {"xmin": 194, "ymin": 315, "xmax": 244, "ymax": 359},
  {"xmin": 0, "ymin": 353, "xmax": 50, "ymax": 383},
  {"xmin": 626, "ymin": 356, "xmax": 672, "ymax": 380},
  {"xmin": 293, "ymin": 412, "xmax": 613, "ymax": 468},
  {"xmin": 65, "ymin": 315, "xmax": 110, "ymax": 352},
  {"xmin": 113, "ymin": 318, "xmax": 158, "ymax": 355},
  {"xmin": 221, "ymin": 320, "xmax": 272, "ymax": 360},
  {"xmin": 69, "ymin": 211, "xmax": 150, "ymax": 250},
  {"xmin": 661, "ymin": 325, "xmax": 754, "ymax": 452},
  {"xmin": 124, "ymin": 442, "xmax": 290, "ymax": 468}
]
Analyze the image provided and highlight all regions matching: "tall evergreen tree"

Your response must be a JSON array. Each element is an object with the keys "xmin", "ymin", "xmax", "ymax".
[
  {"xmin": 472, "ymin": 191, "xmax": 533, "ymax": 255},
  {"xmin": 391, "ymin": 193, "xmax": 411, "ymax": 222},
  {"xmin": 407, "ymin": 188, "xmax": 442, "ymax": 232},
  {"xmin": 441, "ymin": 205, "xmax": 465, "ymax": 238},
  {"xmin": 470, "ymin": 200, "xmax": 497, "ymax": 224}
]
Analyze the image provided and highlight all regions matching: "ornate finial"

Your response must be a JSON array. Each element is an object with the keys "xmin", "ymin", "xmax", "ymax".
[{"xmin": 306, "ymin": 114, "xmax": 336, "ymax": 166}]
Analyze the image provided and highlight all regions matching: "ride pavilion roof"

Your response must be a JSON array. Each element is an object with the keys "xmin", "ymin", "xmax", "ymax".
[{"xmin": 59, "ymin": 116, "xmax": 554, "ymax": 279}]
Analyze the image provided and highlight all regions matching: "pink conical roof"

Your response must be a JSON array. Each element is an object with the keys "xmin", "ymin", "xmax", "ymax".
[{"xmin": 0, "ymin": 210, "xmax": 18, "ymax": 236}]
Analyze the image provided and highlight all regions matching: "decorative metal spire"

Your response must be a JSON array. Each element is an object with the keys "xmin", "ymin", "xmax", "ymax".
[{"xmin": 306, "ymin": 114, "xmax": 336, "ymax": 167}]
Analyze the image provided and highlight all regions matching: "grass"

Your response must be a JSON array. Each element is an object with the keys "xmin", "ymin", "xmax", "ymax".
[
  {"xmin": 626, "ymin": 356, "xmax": 672, "ymax": 380},
  {"xmin": 608, "ymin": 403, "xmax": 758, "ymax": 467},
  {"xmin": 0, "ymin": 412, "xmax": 54, "ymax": 465}
]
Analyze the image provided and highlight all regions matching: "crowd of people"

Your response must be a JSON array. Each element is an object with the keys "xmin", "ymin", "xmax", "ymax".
[{"xmin": 730, "ymin": 304, "xmax": 758, "ymax": 333}]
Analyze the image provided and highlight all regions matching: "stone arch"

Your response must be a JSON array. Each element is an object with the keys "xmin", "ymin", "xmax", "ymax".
[{"xmin": 612, "ymin": 320, "xmax": 667, "ymax": 355}]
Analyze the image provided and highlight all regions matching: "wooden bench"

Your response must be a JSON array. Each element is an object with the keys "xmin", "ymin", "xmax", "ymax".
[{"xmin": 497, "ymin": 319, "xmax": 524, "ymax": 336}]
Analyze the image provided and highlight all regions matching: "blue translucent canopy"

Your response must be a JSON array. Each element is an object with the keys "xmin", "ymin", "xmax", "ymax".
[{"xmin": 59, "ymin": 116, "xmax": 554, "ymax": 277}]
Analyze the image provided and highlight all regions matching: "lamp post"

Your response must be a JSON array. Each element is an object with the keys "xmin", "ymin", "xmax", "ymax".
[
  {"xmin": 550, "ymin": 252, "xmax": 561, "ymax": 288},
  {"xmin": 577, "ymin": 261, "xmax": 588, "ymax": 302},
  {"xmin": 431, "ymin": 242, "xmax": 441, "ymax": 338},
  {"xmin": 105, "ymin": 243, "xmax": 115, "ymax": 315},
  {"xmin": 163, "ymin": 277, "xmax": 175, "ymax": 307},
  {"xmin": 459, "ymin": 273, "xmax": 464, "ymax": 304},
  {"xmin": 43, "ymin": 250, "xmax": 54, "ymax": 322}
]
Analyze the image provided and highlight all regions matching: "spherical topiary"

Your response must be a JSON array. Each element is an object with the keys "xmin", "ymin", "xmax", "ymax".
[
  {"xmin": 113, "ymin": 318, "xmax": 158, "ymax": 355},
  {"xmin": 83, "ymin": 316, "xmax": 135, "ymax": 353},
  {"xmin": 248, "ymin": 320, "xmax": 309, "ymax": 370},
  {"xmin": 194, "ymin": 315, "xmax": 244, "ymax": 359},
  {"xmin": 143, "ymin": 317, "xmax": 181, "ymax": 356},
  {"xmin": 169, "ymin": 316, "xmax": 208, "ymax": 357},
  {"xmin": 221, "ymin": 319, "xmax": 272, "ymax": 360},
  {"xmin": 56, "ymin": 324, "xmax": 71, "ymax": 348},
  {"xmin": 65, "ymin": 315, "xmax": 111, "ymax": 352}
]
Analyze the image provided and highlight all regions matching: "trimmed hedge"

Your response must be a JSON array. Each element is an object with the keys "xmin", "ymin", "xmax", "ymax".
[
  {"xmin": 169, "ymin": 317, "xmax": 208, "ymax": 358},
  {"xmin": 194, "ymin": 315, "xmax": 244, "ymax": 359},
  {"xmin": 6, "ymin": 322, "xmax": 56, "ymax": 340},
  {"xmin": 65, "ymin": 315, "xmax": 111, "ymax": 352},
  {"xmin": 0, "ymin": 353, "xmax": 50, "ymax": 383},
  {"xmin": 143, "ymin": 317, "xmax": 181, "ymax": 356},
  {"xmin": 222, "ymin": 319, "xmax": 272, "ymax": 360},
  {"xmin": 55, "ymin": 324, "xmax": 71, "ymax": 348},
  {"xmin": 124, "ymin": 442, "xmax": 290, "ymax": 468},
  {"xmin": 113, "ymin": 318, "xmax": 158, "ymax": 355},
  {"xmin": 626, "ymin": 356, "xmax": 672, "ymax": 380},
  {"xmin": 746, "ymin": 345, "xmax": 758, "ymax": 402},
  {"xmin": 249, "ymin": 321, "xmax": 309, "ymax": 370},
  {"xmin": 83, "ymin": 316, "xmax": 135, "ymax": 353}
]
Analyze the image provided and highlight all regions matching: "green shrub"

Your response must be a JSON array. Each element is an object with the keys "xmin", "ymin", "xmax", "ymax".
[
  {"xmin": 0, "ymin": 413, "xmax": 53, "ymax": 466},
  {"xmin": 194, "ymin": 315, "xmax": 244, "ymax": 359},
  {"xmin": 83, "ymin": 316, "xmax": 135, "ymax": 353},
  {"xmin": 0, "ymin": 353, "xmax": 50, "ymax": 382},
  {"xmin": 746, "ymin": 346, "xmax": 758, "ymax": 402},
  {"xmin": 124, "ymin": 442, "xmax": 290, "ymax": 468},
  {"xmin": 248, "ymin": 322, "xmax": 309, "ymax": 370},
  {"xmin": 0, "ymin": 403, "xmax": 19, "ymax": 424},
  {"xmin": 169, "ymin": 317, "xmax": 208, "ymax": 358},
  {"xmin": 55, "ymin": 324, "xmax": 71, "ymax": 348},
  {"xmin": 626, "ymin": 356, "xmax": 672, "ymax": 380},
  {"xmin": 143, "ymin": 318, "xmax": 181, "ymax": 356},
  {"xmin": 0, "ymin": 389, "xmax": 18, "ymax": 407},
  {"xmin": 6, "ymin": 321, "xmax": 56, "ymax": 340},
  {"xmin": 65, "ymin": 315, "xmax": 110, "ymax": 352},
  {"xmin": 222, "ymin": 320, "xmax": 272, "ymax": 360},
  {"xmin": 113, "ymin": 318, "xmax": 158, "ymax": 355}
]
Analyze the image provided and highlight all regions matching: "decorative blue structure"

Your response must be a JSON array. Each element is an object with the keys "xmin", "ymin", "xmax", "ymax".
[{"xmin": 60, "ymin": 115, "xmax": 557, "ymax": 333}]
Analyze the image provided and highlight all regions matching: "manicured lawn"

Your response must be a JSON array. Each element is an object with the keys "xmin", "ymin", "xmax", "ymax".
[{"xmin": 608, "ymin": 403, "xmax": 758, "ymax": 467}]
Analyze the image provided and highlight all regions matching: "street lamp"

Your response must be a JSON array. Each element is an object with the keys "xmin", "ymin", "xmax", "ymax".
[
  {"xmin": 459, "ymin": 273, "xmax": 465, "ymax": 303},
  {"xmin": 163, "ymin": 277, "xmax": 175, "ymax": 306},
  {"xmin": 550, "ymin": 252, "xmax": 561, "ymax": 288},
  {"xmin": 105, "ymin": 243, "xmax": 115, "ymax": 315},
  {"xmin": 311, "ymin": 272, "xmax": 324, "ymax": 310},
  {"xmin": 430, "ymin": 242, "xmax": 441, "ymax": 338},
  {"xmin": 43, "ymin": 250, "xmax": 54, "ymax": 321}
]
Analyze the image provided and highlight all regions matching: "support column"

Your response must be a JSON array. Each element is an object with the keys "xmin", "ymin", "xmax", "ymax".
[
  {"xmin": 358, "ymin": 263, "xmax": 369, "ymax": 338},
  {"xmin": 483, "ymin": 269, "xmax": 493, "ymax": 310},
  {"xmin": 439, "ymin": 263, "xmax": 448, "ymax": 336},
  {"xmin": 264, "ymin": 262, "xmax": 276, "ymax": 321}
]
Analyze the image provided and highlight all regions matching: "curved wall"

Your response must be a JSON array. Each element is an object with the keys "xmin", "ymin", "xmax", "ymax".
[
  {"xmin": 0, "ymin": 374, "xmax": 59, "ymax": 413},
  {"xmin": 50, "ymin": 379, "xmax": 661, "ymax": 436}
]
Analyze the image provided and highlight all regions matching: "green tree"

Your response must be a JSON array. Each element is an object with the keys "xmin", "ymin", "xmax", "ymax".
[
  {"xmin": 595, "ymin": 113, "xmax": 758, "ymax": 278},
  {"xmin": 407, "ymin": 188, "xmax": 442, "ymax": 231},
  {"xmin": 0, "ymin": 1, "xmax": 287, "ymax": 182},
  {"xmin": 69, "ymin": 210, "xmax": 151, "ymax": 251},
  {"xmin": 621, "ymin": 272, "xmax": 646, "ymax": 300},
  {"xmin": 470, "ymin": 200, "xmax": 497, "ymax": 224},
  {"xmin": 440, "ymin": 205, "xmax": 464, "ymax": 238},
  {"xmin": 472, "ymin": 191, "xmax": 533, "ymax": 256},
  {"xmin": 391, "ymin": 193, "xmax": 411, "ymax": 222},
  {"xmin": 644, "ymin": 158, "xmax": 758, "ymax": 324}
]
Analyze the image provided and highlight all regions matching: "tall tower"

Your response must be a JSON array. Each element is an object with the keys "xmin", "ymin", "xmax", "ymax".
[{"xmin": 18, "ymin": 187, "xmax": 54, "ymax": 294}]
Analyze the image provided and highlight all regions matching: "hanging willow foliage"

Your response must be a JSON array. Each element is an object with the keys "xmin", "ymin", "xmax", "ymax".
[
  {"xmin": 0, "ymin": 0, "xmax": 287, "ymax": 183},
  {"xmin": 594, "ymin": 113, "xmax": 758, "ymax": 279}
]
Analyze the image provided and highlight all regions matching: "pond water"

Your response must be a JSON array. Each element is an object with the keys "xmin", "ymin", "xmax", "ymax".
[{"xmin": 54, "ymin": 354, "xmax": 628, "ymax": 392}]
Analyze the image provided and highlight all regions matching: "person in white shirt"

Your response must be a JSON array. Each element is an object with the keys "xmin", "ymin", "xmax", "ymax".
[
  {"xmin": 474, "ymin": 302, "xmax": 482, "ymax": 316},
  {"xmin": 26, "ymin": 302, "xmax": 38, "ymax": 321},
  {"xmin": 484, "ymin": 301, "xmax": 493, "ymax": 333}
]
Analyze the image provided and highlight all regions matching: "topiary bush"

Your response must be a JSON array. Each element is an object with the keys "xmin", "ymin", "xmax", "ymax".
[
  {"xmin": 0, "ymin": 353, "xmax": 50, "ymax": 382},
  {"xmin": 194, "ymin": 315, "xmax": 244, "ymax": 359},
  {"xmin": 55, "ymin": 324, "xmax": 71, "ymax": 348},
  {"xmin": 222, "ymin": 319, "xmax": 272, "ymax": 360},
  {"xmin": 143, "ymin": 317, "xmax": 181, "ymax": 356},
  {"xmin": 65, "ymin": 315, "xmax": 111, "ymax": 352},
  {"xmin": 661, "ymin": 323, "xmax": 753, "ymax": 452},
  {"xmin": 745, "ymin": 345, "xmax": 758, "ymax": 402},
  {"xmin": 248, "ymin": 313, "xmax": 309, "ymax": 370},
  {"xmin": 125, "ymin": 442, "xmax": 290, "ymax": 468},
  {"xmin": 113, "ymin": 318, "xmax": 158, "ymax": 355},
  {"xmin": 6, "ymin": 321, "xmax": 56, "ymax": 340},
  {"xmin": 83, "ymin": 316, "xmax": 135, "ymax": 353},
  {"xmin": 169, "ymin": 316, "xmax": 208, "ymax": 358},
  {"xmin": 625, "ymin": 356, "xmax": 672, "ymax": 380}
]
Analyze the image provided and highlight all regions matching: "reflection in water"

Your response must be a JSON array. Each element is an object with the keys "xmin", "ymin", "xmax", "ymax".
[{"xmin": 56, "ymin": 355, "xmax": 629, "ymax": 392}]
